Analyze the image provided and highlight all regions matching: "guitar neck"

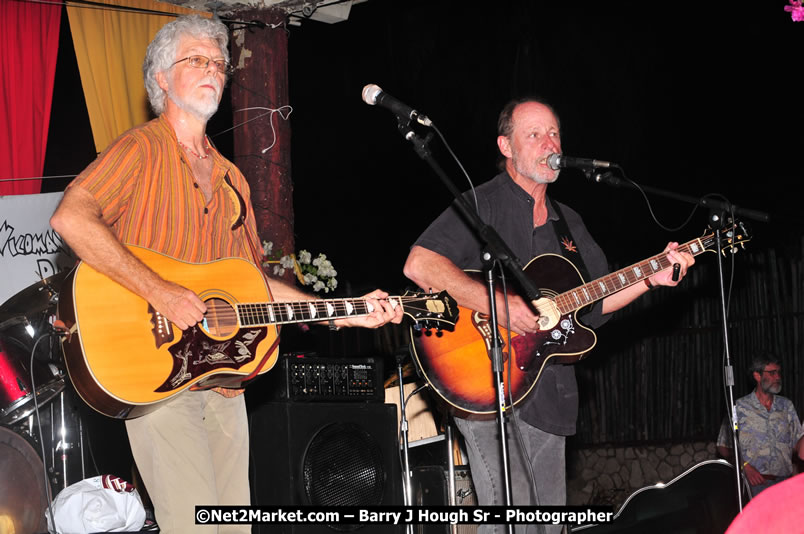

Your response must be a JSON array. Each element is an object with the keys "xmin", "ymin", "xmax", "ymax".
[
  {"xmin": 237, "ymin": 296, "xmax": 399, "ymax": 327},
  {"xmin": 555, "ymin": 236, "xmax": 710, "ymax": 315}
]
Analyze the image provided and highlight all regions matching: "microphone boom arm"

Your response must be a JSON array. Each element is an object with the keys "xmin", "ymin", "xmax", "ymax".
[{"xmin": 590, "ymin": 172, "xmax": 770, "ymax": 223}]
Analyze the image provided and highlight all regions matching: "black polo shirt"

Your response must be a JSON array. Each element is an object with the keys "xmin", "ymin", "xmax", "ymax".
[{"xmin": 412, "ymin": 171, "xmax": 610, "ymax": 435}]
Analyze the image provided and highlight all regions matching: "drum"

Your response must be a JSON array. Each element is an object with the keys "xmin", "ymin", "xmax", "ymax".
[
  {"xmin": 0, "ymin": 324, "xmax": 65, "ymax": 425},
  {"xmin": 0, "ymin": 426, "xmax": 51, "ymax": 534}
]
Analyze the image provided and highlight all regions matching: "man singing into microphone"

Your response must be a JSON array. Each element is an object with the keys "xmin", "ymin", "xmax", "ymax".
[{"xmin": 403, "ymin": 97, "xmax": 694, "ymax": 534}]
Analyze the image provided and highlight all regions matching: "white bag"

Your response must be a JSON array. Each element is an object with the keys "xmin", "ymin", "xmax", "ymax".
[{"xmin": 46, "ymin": 475, "xmax": 146, "ymax": 533}]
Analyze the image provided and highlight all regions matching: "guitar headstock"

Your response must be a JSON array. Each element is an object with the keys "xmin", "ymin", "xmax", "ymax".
[
  {"xmin": 401, "ymin": 290, "xmax": 459, "ymax": 330},
  {"xmin": 700, "ymin": 220, "xmax": 751, "ymax": 256}
]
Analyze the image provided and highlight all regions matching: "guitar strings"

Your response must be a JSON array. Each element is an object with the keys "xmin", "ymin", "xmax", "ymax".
[
  {"xmin": 196, "ymin": 296, "xmax": 444, "ymax": 324},
  {"xmin": 550, "ymin": 239, "xmax": 702, "ymax": 314}
]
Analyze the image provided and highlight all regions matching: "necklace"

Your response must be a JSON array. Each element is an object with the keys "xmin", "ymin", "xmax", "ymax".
[{"xmin": 177, "ymin": 139, "xmax": 210, "ymax": 160}]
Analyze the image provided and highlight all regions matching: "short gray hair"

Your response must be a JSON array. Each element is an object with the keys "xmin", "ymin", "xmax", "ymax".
[
  {"xmin": 143, "ymin": 15, "xmax": 230, "ymax": 115},
  {"xmin": 748, "ymin": 353, "xmax": 781, "ymax": 375}
]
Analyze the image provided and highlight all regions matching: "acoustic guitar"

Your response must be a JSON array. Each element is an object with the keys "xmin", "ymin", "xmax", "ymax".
[
  {"xmin": 410, "ymin": 223, "xmax": 750, "ymax": 416},
  {"xmin": 58, "ymin": 245, "xmax": 458, "ymax": 419}
]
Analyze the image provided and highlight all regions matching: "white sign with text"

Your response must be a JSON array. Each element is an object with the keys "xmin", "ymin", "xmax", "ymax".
[{"xmin": 0, "ymin": 192, "xmax": 75, "ymax": 307}]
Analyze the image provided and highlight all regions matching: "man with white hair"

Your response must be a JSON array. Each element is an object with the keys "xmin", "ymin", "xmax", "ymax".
[{"xmin": 51, "ymin": 15, "xmax": 401, "ymax": 533}]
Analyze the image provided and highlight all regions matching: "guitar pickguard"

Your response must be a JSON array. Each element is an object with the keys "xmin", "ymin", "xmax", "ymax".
[
  {"xmin": 511, "ymin": 313, "xmax": 578, "ymax": 372},
  {"xmin": 471, "ymin": 310, "xmax": 580, "ymax": 373},
  {"xmin": 155, "ymin": 327, "xmax": 268, "ymax": 392}
]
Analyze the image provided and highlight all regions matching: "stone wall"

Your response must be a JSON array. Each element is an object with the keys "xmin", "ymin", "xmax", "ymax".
[{"xmin": 566, "ymin": 441, "xmax": 719, "ymax": 508}]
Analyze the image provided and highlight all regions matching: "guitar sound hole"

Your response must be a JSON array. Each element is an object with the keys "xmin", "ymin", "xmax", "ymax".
[{"xmin": 201, "ymin": 298, "xmax": 237, "ymax": 337}]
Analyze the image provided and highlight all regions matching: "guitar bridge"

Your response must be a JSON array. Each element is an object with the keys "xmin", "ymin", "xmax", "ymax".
[{"xmin": 148, "ymin": 304, "xmax": 175, "ymax": 349}]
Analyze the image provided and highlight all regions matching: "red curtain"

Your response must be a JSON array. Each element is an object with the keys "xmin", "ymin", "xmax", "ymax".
[{"xmin": 0, "ymin": 0, "xmax": 61, "ymax": 195}]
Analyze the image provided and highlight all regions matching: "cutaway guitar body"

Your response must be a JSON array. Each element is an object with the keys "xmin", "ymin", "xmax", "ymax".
[{"xmin": 411, "ymin": 254, "xmax": 595, "ymax": 417}]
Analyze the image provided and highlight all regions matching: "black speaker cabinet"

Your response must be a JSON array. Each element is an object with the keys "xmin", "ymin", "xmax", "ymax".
[{"xmin": 249, "ymin": 401, "xmax": 403, "ymax": 533}]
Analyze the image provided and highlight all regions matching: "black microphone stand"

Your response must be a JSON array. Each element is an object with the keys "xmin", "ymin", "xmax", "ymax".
[
  {"xmin": 392, "ymin": 345, "xmax": 415, "ymax": 534},
  {"xmin": 589, "ymin": 170, "xmax": 768, "ymax": 514},
  {"xmin": 396, "ymin": 118, "xmax": 543, "ymax": 528}
]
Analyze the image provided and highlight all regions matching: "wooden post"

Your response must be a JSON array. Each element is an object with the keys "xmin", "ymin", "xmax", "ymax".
[{"xmin": 230, "ymin": 9, "xmax": 294, "ymax": 268}]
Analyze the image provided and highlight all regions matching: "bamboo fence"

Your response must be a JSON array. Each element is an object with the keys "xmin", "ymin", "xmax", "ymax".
[{"xmin": 575, "ymin": 239, "xmax": 804, "ymax": 445}]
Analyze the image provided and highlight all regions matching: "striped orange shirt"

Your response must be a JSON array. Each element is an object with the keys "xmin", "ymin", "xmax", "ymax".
[
  {"xmin": 71, "ymin": 114, "xmax": 261, "ymax": 265},
  {"xmin": 71, "ymin": 115, "xmax": 262, "ymax": 396}
]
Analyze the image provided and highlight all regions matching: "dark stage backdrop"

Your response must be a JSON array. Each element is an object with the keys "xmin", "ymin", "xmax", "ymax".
[
  {"xmin": 37, "ymin": 0, "xmax": 803, "ymax": 456},
  {"xmin": 285, "ymin": 0, "xmax": 801, "ymax": 292},
  {"xmin": 283, "ymin": 0, "xmax": 804, "ymax": 444}
]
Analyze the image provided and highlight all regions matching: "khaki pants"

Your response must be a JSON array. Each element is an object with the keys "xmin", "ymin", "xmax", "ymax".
[{"xmin": 126, "ymin": 390, "xmax": 251, "ymax": 533}]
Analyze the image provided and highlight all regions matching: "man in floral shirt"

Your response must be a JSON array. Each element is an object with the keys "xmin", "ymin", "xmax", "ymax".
[{"xmin": 717, "ymin": 354, "xmax": 804, "ymax": 495}]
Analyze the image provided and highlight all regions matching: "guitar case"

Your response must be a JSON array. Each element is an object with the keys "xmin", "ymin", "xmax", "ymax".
[{"xmin": 572, "ymin": 459, "xmax": 739, "ymax": 534}]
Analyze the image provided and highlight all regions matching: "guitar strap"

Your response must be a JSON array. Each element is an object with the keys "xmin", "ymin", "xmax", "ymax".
[
  {"xmin": 549, "ymin": 201, "xmax": 592, "ymax": 283},
  {"xmin": 221, "ymin": 171, "xmax": 264, "ymax": 269},
  {"xmin": 206, "ymin": 137, "xmax": 279, "ymax": 283}
]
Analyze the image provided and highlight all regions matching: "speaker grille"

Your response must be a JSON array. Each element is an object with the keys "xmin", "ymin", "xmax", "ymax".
[{"xmin": 303, "ymin": 422, "xmax": 387, "ymax": 507}]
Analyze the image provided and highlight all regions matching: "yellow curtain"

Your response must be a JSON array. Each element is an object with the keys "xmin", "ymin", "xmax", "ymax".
[{"xmin": 67, "ymin": 0, "xmax": 207, "ymax": 153}]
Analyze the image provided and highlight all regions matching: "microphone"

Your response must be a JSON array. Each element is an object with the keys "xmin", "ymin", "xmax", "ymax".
[
  {"xmin": 546, "ymin": 153, "xmax": 613, "ymax": 171},
  {"xmin": 361, "ymin": 84, "xmax": 432, "ymax": 126}
]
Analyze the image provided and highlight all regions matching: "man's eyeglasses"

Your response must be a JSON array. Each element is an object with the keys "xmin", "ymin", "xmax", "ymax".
[
  {"xmin": 761, "ymin": 369, "xmax": 781, "ymax": 376},
  {"xmin": 171, "ymin": 55, "xmax": 233, "ymax": 75}
]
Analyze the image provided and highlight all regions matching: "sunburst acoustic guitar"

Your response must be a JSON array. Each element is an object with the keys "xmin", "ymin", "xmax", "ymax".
[
  {"xmin": 58, "ymin": 245, "xmax": 458, "ymax": 419},
  {"xmin": 410, "ymin": 222, "xmax": 750, "ymax": 417}
]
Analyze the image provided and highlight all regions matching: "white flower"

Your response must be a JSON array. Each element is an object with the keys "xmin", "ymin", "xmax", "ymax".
[
  {"xmin": 318, "ymin": 264, "xmax": 337, "ymax": 278},
  {"xmin": 264, "ymin": 246, "xmax": 337, "ymax": 294}
]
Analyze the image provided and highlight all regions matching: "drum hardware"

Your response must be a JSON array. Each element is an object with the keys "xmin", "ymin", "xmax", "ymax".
[
  {"xmin": 0, "ymin": 314, "xmax": 33, "ymax": 333},
  {"xmin": 34, "ymin": 365, "xmax": 87, "ymax": 495},
  {"xmin": 45, "ymin": 389, "xmax": 87, "ymax": 491},
  {"xmin": 0, "ymin": 271, "xmax": 67, "ymax": 325},
  {"xmin": 1, "ymin": 271, "xmax": 87, "ymax": 504}
]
